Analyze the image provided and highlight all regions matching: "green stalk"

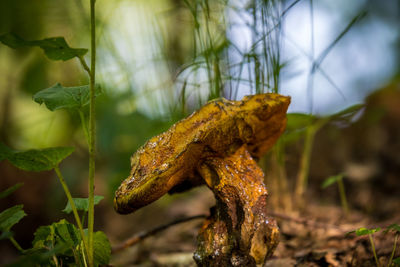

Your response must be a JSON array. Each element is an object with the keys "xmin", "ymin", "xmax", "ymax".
[
  {"xmin": 9, "ymin": 236, "xmax": 24, "ymax": 253},
  {"xmin": 294, "ymin": 125, "xmax": 316, "ymax": 205},
  {"xmin": 271, "ymin": 140, "xmax": 292, "ymax": 211},
  {"xmin": 294, "ymin": 119, "xmax": 327, "ymax": 206},
  {"xmin": 54, "ymin": 166, "xmax": 89, "ymax": 262},
  {"xmin": 88, "ymin": 0, "xmax": 97, "ymax": 266},
  {"xmin": 81, "ymin": 244, "xmax": 88, "ymax": 267},
  {"xmin": 71, "ymin": 249, "xmax": 82, "ymax": 267},
  {"xmin": 52, "ymin": 254, "xmax": 60, "ymax": 267},
  {"xmin": 78, "ymin": 110, "xmax": 90, "ymax": 144},
  {"xmin": 337, "ymin": 176, "xmax": 349, "ymax": 216},
  {"xmin": 368, "ymin": 233, "xmax": 380, "ymax": 267},
  {"xmin": 78, "ymin": 56, "xmax": 91, "ymax": 76},
  {"xmin": 388, "ymin": 234, "xmax": 398, "ymax": 267}
]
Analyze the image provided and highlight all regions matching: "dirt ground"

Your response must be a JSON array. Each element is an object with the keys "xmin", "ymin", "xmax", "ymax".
[{"xmin": 109, "ymin": 194, "xmax": 400, "ymax": 267}]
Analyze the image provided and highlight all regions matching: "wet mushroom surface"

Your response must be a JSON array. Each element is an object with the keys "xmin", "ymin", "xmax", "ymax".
[{"xmin": 114, "ymin": 93, "xmax": 290, "ymax": 266}]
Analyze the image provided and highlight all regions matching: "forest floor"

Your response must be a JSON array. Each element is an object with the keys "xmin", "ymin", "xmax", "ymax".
[{"xmin": 110, "ymin": 188, "xmax": 400, "ymax": 267}]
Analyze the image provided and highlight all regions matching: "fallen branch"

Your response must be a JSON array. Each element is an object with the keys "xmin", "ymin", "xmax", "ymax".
[
  {"xmin": 269, "ymin": 211, "xmax": 343, "ymax": 230},
  {"xmin": 112, "ymin": 211, "xmax": 346, "ymax": 254},
  {"xmin": 111, "ymin": 214, "xmax": 206, "ymax": 254}
]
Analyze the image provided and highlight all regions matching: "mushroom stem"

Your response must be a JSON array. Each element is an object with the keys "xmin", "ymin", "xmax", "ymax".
[{"xmin": 194, "ymin": 146, "xmax": 279, "ymax": 267}]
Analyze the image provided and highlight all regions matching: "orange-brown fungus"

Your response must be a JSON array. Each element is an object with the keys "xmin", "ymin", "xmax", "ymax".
[
  {"xmin": 195, "ymin": 146, "xmax": 280, "ymax": 266},
  {"xmin": 114, "ymin": 93, "xmax": 290, "ymax": 266}
]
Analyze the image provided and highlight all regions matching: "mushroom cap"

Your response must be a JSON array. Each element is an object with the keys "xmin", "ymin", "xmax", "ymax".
[{"xmin": 114, "ymin": 93, "xmax": 290, "ymax": 214}]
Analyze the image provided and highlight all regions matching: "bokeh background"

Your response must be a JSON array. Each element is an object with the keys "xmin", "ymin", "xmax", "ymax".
[{"xmin": 0, "ymin": 0, "xmax": 399, "ymax": 265}]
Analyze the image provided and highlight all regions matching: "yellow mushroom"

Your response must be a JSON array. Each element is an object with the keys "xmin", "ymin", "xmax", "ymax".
[{"xmin": 114, "ymin": 93, "xmax": 290, "ymax": 266}]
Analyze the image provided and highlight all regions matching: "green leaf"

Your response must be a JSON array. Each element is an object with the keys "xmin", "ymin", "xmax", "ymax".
[
  {"xmin": 32, "ymin": 224, "xmax": 52, "ymax": 249},
  {"xmin": 33, "ymin": 219, "xmax": 80, "ymax": 252},
  {"xmin": 282, "ymin": 113, "xmax": 318, "ymax": 144},
  {"xmin": 9, "ymin": 245, "xmax": 69, "ymax": 267},
  {"xmin": 329, "ymin": 103, "xmax": 364, "ymax": 122},
  {"xmin": 0, "ymin": 144, "xmax": 74, "ymax": 172},
  {"xmin": 384, "ymin": 223, "xmax": 400, "ymax": 234},
  {"xmin": 393, "ymin": 257, "xmax": 400, "ymax": 266},
  {"xmin": 93, "ymin": 231, "xmax": 111, "ymax": 266},
  {"xmin": 33, "ymin": 83, "xmax": 101, "ymax": 111},
  {"xmin": 286, "ymin": 113, "xmax": 316, "ymax": 131},
  {"xmin": 0, "ymin": 230, "xmax": 13, "ymax": 240},
  {"xmin": 0, "ymin": 205, "xmax": 26, "ymax": 231},
  {"xmin": 0, "ymin": 33, "xmax": 87, "ymax": 61},
  {"xmin": 0, "ymin": 183, "xmax": 23, "ymax": 199},
  {"xmin": 53, "ymin": 219, "xmax": 81, "ymax": 248},
  {"xmin": 7, "ymin": 147, "xmax": 74, "ymax": 172},
  {"xmin": 348, "ymin": 227, "xmax": 381, "ymax": 236},
  {"xmin": 62, "ymin": 196, "xmax": 104, "ymax": 214},
  {"xmin": 321, "ymin": 174, "xmax": 344, "ymax": 189},
  {"xmin": 0, "ymin": 33, "xmax": 29, "ymax": 48},
  {"xmin": 31, "ymin": 37, "xmax": 88, "ymax": 61},
  {"xmin": 7, "ymin": 247, "xmax": 50, "ymax": 267}
]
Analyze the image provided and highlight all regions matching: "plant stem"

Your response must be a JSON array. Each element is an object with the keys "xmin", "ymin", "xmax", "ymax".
[
  {"xmin": 78, "ymin": 56, "xmax": 91, "ymax": 76},
  {"xmin": 337, "ymin": 176, "xmax": 349, "ymax": 216},
  {"xmin": 82, "ymin": 244, "xmax": 88, "ymax": 267},
  {"xmin": 54, "ymin": 166, "xmax": 89, "ymax": 262},
  {"xmin": 368, "ymin": 233, "xmax": 380, "ymax": 267},
  {"xmin": 294, "ymin": 119, "xmax": 326, "ymax": 207},
  {"xmin": 52, "ymin": 254, "xmax": 60, "ymax": 267},
  {"xmin": 88, "ymin": 0, "xmax": 97, "ymax": 266},
  {"xmin": 9, "ymin": 236, "xmax": 24, "ymax": 253},
  {"xmin": 71, "ymin": 249, "xmax": 82, "ymax": 267},
  {"xmin": 388, "ymin": 234, "xmax": 398, "ymax": 267},
  {"xmin": 78, "ymin": 110, "xmax": 90, "ymax": 144},
  {"xmin": 294, "ymin": 125, "xmax": 316, "ymax": 206}
]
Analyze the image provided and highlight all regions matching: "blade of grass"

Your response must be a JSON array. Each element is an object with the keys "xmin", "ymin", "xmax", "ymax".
[
  {"xmin": 314, "ymin": 11, "xmax": 367, "ymax": 68},
  {"xmin": 307, "ymin": 11, "xmax": 366, "ymax": 112}
]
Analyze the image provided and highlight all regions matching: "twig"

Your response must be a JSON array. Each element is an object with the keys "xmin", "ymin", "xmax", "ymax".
[
  {"xmin": 268, "ymin": 211, "xmax": 343, "ymax": 230},
  {"xmin": 9, "ymin": 236, "xmax": 24, "ymax": 253},
  {"xmin": 113, "ymin": 210, "xmax": 369, "ymax": 255},
  {"xmin": 78, "ymin": 56, "xmax": 91, "ymax": 76},
  {"xmin": 111, "ymin": 214, "xmax": 206, "ymax": 254},
  {"xmin": 112, "ymin": 211, "xmax": 345, "ymax": 254}
]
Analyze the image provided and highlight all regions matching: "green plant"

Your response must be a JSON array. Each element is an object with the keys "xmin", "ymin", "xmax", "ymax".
[
  {"xmin": 348, "ymin": 227, "xmax": 381, "ymax": 267},
  {"xmin": 348, "ymin": 225, "xmax": 400, "ymax": 267},
  {"xmin": 321, "ymin": 174, "xmax": 349, "ymax": 216},
  {"xmin": 0, "ymin": 0, "xmax": 107, "ymax": 266},
  {"xmin": 0, "ymin": 183, "xmax": 26, "ymax": 254},
  {"xmin": 284, "ymin": 103, "xmax": 364, "ymax": 207},
  {"xmin": 384, "ymin": 224, "xmax": 400, "ymax": 267},
  {"xmin": 279, "ymin": 9, "xmax": 366, "ymax": 208}
]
